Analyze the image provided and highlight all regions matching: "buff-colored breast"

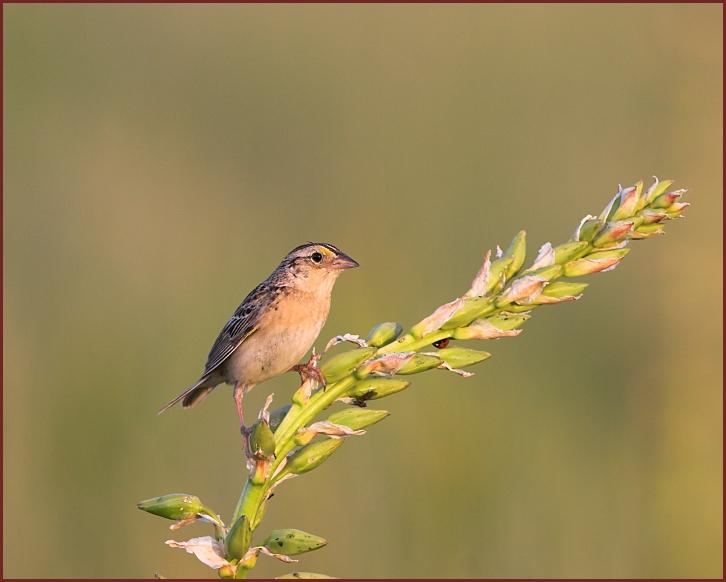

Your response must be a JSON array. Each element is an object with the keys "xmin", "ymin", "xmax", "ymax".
[{"xmin": 220, "ymin": 287, "xmax": 332, "ymax": 386}]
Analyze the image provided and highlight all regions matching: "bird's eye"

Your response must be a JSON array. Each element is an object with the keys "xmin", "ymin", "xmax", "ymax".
[{"xmin": 310, "ymin": 251, "xmax": 323, "ymax": 264}]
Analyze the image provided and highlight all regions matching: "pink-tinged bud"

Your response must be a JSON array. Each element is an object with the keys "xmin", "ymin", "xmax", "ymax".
[
  {"xmin": 651, "ymin": 189, "xmax": 686, "ymax": 209},
  {"xmin": 528, "ymin": 242, "xmax": 555, "ymax": 271},
  {"xmin": 495, "ymin": 275, "xmax": 547, "ymax": 307},
  {"xmin": 639, "ymin": 208, "xmax": 669, "ymax": 224},
  {"xmin": 464, "ymin": 250, "xmax": 491, "ymax": 298},
  {"xmin": 410, "ymin": 298, "xmax": 464, "ymax": 338},
  {"xmin": 644, "ymin": 177, "xmax": 674, "ymax": 204},
  {"xmin": 452, "ymin": 318, "xmax": 523, "ymax": 340},
  {"xmin": 355, "ymin": 352, "xmax": 415, "ymax": 377},
  {"xmin": 592, "ymin": 220, "xmax": 634, "ymax": 246},
  {"xmin": 611, "ymin": 186, "xmax": 641, "ymax": 220},
  {"xmin": 667, "ymin": 201, "xmax": 690, "ymax": 216},
  {"xmin": 563, "ymin": 248, "xmax": 630, "ymax": 276},
  {"xmin": 441, "ymin": 296, "xmax": 495, "ymax": 330}
]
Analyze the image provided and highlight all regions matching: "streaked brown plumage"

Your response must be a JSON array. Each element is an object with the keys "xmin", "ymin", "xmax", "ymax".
[{"xmin": 159, "ymin": 242, "xmax": 359, "ymax": 432}]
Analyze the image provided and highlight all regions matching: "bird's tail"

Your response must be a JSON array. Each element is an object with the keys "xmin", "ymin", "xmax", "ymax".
[{"xmin": 157, "ymin": 376, "xmax": 216, "ymax": 415}]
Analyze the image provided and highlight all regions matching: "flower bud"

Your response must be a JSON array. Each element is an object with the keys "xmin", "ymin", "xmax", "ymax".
[
  {"xmin": 410, "ymin": 298, "xmax": 464, "ymax": 338},
  {"xmin": 575, "ymin": 216, "xmax": 603, "ymax": 242},
  {"xmin": 651, "ymin": 189, "xmax": 685, "ymax": 209},
  {"xmin": 237, "ymin": 552, "xmax": 258, "ymax": 571},
  {"xmin": 639, "ymin": 208, "xmax": 669, "ymax": 224},
  {"xmin": 464, "ymin": 250, "xmax": 491, "ymax": 298},
  {"xmin": 540, "ymin": 281, "xmax": 588, "ymax": 298},
  {"xmin": 295, "ymin": 421, "xmax": 364, "ymax": 446},
  {"xmin": 347, "ymin": 378, "xmax": 410, "ymax": 401},
  {"xmin": 354, "ymin": 352, "xmax": 414, "ymax": 378},
  {"xmin": 441, "ymin": 297, "xmax": 495, "ymax": 330},
  {"xmin": 366, "ymin": 322, "xmax": 403, "ymax": 347},
  {"xmin": 630, "ymin": 223, "xmax": 665, "ymax": 239},
  {"xmin": 224, "ymin": 515, "xmax": 252, "ymax": 561},
  {"xmin": 217, "ymin": 564, "xmax": 236, "ymax": 578},
  {"xmin": 528, "ymin": 264, "xmax": 563, "ymax": 281},
  {"xmin": 396, "ymin": 353, "xmax": 443, "ymax": 375},
  {"xmin": 436, "ymin": 347, "xmax": 491, "ymax": 368},
  {"xmin": 633, "ymin": 180, "xmax": 647, "ymax": 210},
  {"xmin": 501, "ymin": 231, "xmax": 527, "ymax": 277},
  {"xmin": 525, "ymin": 282, "xmax": 584, "ymax": 303},
  {"xmin": 321, "ymin": 347, "xmax": 377, "ymax": 383},
  {"xmin": 491, "ymin": 310, "xmax": 530, "ymax": 326},
  {"xmin": 137, "ymin": 494, "xmax": 204, "ymax": 521},
  {"xmin": 286, "ymin": 438, "xmax": 343, "ymax": 475},
  {"xmin": 563, "ymin": 248, "xmax": 630, "ymax": 276},
  {"xmin": 552, "ymin": 241, "xmax": 590, "ymax": 264},
  {"xmin": 667, "ymin": 201, "xmax": 690, "ymax": 217},
  {"xmin": 592, "ymin": 220, "xmax": 634, "ymax": 246},
  {"xmin": 452, "ymin": 314, "xmax": 528, "ymax": 340},
  {"xmin": 326, "ymin": 408, "xmax": 390, "ymax": 431},
  {"xmin": 496, "ymin": 275, "xmax": 547, "ymax": 306},
  {"xmin": 249, "ymin": 420, "xmax": 276, "ymax": 459},
  {"xmin": 485, "ymin": 257, "xmax": 514, "ymax": 294},
  {"xmin": 611, "ymin": 186, "xmax": 641, "ymax": 220},
  {"xmin": 263, "ymin": 529, "xmax": 327, "ymax": 556},
  {"xmin": 644, "ymin": 177, "xmax": 674, "ymax": 204}
]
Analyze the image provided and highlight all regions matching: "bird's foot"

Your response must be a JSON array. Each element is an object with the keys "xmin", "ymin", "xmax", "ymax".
[{"xmin": 291, "ymin": 353, "xmax": 326, "ymax": 388}]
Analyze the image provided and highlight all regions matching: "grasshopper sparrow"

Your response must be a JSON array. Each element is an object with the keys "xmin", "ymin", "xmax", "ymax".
[{"xmin": 159, "ymin": 242, "xmax": 358, "ymax": 435}]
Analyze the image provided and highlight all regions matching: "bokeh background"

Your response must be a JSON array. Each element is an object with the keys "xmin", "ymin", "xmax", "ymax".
[{"xmin": 3, "ymin": 4, "xmax": 722, "ymax": 579}]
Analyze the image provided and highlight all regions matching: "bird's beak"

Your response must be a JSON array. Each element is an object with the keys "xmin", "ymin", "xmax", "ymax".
[{"xmin": 332, "ymin": 252, "xmax": 360, "ymax": 269}]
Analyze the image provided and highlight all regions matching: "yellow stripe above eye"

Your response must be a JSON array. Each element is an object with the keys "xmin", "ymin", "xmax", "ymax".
[{"xmin": 318, "ymin": 246, "xmax": 336, "ymax": 257}]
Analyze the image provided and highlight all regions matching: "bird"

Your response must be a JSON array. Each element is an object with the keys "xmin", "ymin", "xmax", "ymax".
[{"xmin": 158, "ymin": 242, "xmax": 359, "ymax": 439}]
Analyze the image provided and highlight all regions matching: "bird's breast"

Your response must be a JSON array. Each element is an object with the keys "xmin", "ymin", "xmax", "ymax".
[{"xmin": 222, "ymin": 289, "xmax": 331, "ymax": 385}]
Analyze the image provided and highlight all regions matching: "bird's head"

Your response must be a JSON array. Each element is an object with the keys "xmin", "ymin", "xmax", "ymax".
[{"xmin": 279, "ymin": 242, "xmax": 359, "ymax": 293}]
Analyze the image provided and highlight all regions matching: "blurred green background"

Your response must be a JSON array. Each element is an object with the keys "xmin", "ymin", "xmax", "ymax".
[{"xmin": 3, "ymin": 4, "xmax": 722, "ymax": 579}]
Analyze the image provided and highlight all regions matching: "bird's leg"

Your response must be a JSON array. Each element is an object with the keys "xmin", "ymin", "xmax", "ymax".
[
  {"xmin": 233, "ymin": 383, "xmax": 251, "ymax": 455},
  {"xmin": 290, "ymin": 350, "xmax": 326, "ymax": 388}
]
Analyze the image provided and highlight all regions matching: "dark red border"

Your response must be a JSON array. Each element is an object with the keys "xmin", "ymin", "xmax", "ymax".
[{"xmin": 0, "ymin": 1, "xmax": 723, "ymax": 580}]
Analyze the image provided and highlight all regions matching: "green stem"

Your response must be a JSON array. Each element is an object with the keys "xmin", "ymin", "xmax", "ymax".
[
  {"xmin": 230, "ymin": 375, "xmax": 357, "ymax": 527},
  {"xmin": 230, "ymin": 328, "xmax": 453, "ymax": 534}
]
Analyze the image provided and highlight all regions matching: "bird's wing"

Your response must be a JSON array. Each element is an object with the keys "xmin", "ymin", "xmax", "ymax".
[{"xmin": 202, "ymin": 282, "xmax": 281, "ymax": 376}]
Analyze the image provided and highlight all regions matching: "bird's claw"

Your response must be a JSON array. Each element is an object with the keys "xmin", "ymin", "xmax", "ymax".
[{"xmin": 291, "ymin": 354, "xmax": 326, "ymax": 388}]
